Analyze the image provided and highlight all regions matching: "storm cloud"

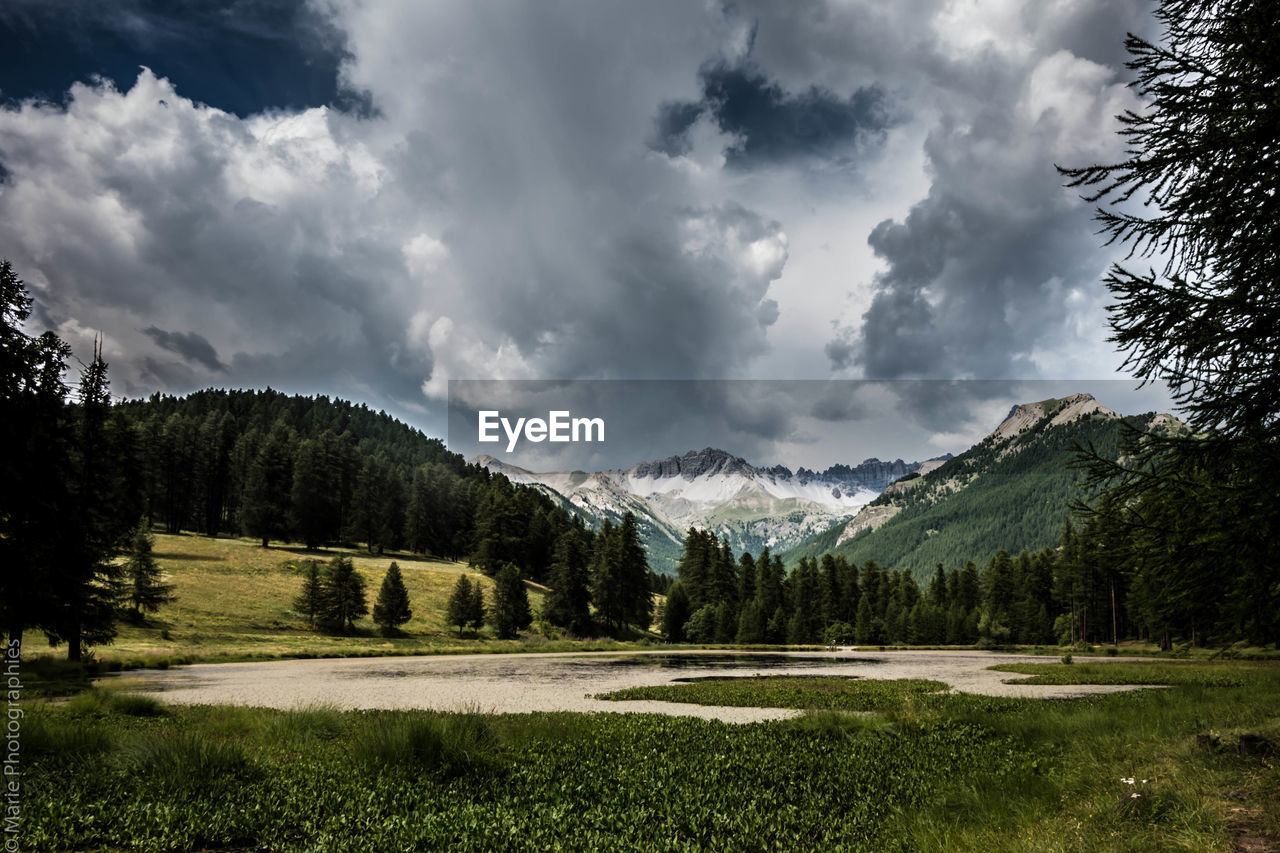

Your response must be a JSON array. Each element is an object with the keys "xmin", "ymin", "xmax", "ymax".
[
  {"xmin": 143, "ymin": 326, "xmax": 226, "ymax": 372},
  {"xmin": 0, "ymin": 0, "xmax": 1170, "ymax": 444},
  {"xmin": 652, "ymin": 60, "xmax": 895, "ymax": 169}
]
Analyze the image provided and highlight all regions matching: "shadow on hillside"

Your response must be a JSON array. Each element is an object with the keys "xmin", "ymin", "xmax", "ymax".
[{"xmin": 153, "ymin": 552, "xmax": 225, "ymax": 562}]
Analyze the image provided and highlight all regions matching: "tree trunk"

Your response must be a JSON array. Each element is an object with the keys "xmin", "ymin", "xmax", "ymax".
[
  {"xmin": 1111, "ymin": 581, "xmax": 1118, "ymax": 646},
  {"xmin": 262, "ymin": 536, "xmax": 269, "ymax": 548},
  {"xmin": 68, "ymin": 626, "xmax": 82, "ymax": 662}
]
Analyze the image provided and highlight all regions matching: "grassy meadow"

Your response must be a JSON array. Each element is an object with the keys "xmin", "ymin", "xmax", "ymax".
[
  {"xmin": 71, "ymin": 532, "xmax": 588, "ymax": 664},
  {"xmin": 19, "ymin": 660, "xmax": 1279, "ymax": 851}
]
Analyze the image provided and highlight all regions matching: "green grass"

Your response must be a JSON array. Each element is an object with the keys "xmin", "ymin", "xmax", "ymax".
[
  {"xmin": 598, "ymin": 676, "xmax": 950, "ymax": 711},
  {"xmin": 989, "ymin": 661, "xmax": 1254, "ymax": 687},
  {"xmin": 20, "ymin": 661, "xmax": 1279, "ymax": 851},
  {"xmin": 98, "ymin": 532, "xmax": 548, "ymax": 659},
  {"xmin": 22, "ymin": 532, "xmax": 688, "ymax": 671}
]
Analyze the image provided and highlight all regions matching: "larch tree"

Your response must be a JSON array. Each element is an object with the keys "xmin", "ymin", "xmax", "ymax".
[{"xmin": 1060, "ymin": 0, "xmax": 1280, "ymax": 645}]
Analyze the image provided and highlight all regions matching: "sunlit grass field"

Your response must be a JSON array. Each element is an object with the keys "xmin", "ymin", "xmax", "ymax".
[{"xmin": 75, "ymin": 532, "xmax": 567, "ymax": 664}]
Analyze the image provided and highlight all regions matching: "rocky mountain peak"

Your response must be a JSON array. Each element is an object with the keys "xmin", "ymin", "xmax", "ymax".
[
  {"xmin": 992, "ymin": 393, "xmax": 1117, "ymax": 441},
  {"xmin": 631, "ymin": 447, "xmax": 756, "ymax": 480}
]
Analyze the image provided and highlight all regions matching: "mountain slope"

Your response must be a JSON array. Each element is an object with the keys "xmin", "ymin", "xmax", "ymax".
[{"xmin": 783, "ymin": 393, "xmax": 1183, "ymax": 577}]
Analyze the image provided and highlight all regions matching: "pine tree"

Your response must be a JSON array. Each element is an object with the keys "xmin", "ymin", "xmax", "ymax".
[
  {"xmin": 319, "ymin": 556, "xmax": 367, "ymax": 634},
  {"xmin": 290, "ymin": 434, "xmax": 343, "ymax": 549},
  {"xmin": 854, "ymin": 593, "xmax": 875, "ymax": 645},
  {"xmin": 372, "ymin": 562, "xmax": 413, "ymax": 635},
  {"xmin": 122, "ymin": 520, "xmax": 174, "ymax": 622},
  {"xmin": 492, "ymin": 563, "xmax": 531, "ymax": 640},
  {"xmin": 446, "ymin": 574, "xmax": 475, "ymax": 636},
  {"xmin": 1061, "ymin": 0, "xmax": 1280, "ymax": 646},
  {"xmin": 293, "ymin": 561, "xmax": 324, "ymax": 629},
  {"xmin": 615, "ymin": 513, "xmax": 653, "ymax": 631},
  {"xmin": 1, "ymin": 262, "xmax": 75, "ymax": 651},
  {"xmin": 661, "ymin": 581, "xmax": 692, "ymax": 642},
  {"xmin": 241, "ymin": 420, "xmax": 295, "ymax": 548},
  {"xmin": 53, "ymin": 340, "xmax": 131, "ymax": 661},
  {"xmin": 466, "ymin": 578, "xmax": 486, "ymax": 634},
  {"xmin": 543, "ymin": 526, "xmax": 593, "ymax": 635}
]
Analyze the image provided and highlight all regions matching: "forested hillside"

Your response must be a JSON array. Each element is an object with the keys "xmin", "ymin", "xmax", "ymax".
[
  {"xmin": 785, "ymin": 402, "xmax": 1174, "ymax": 577},
  {"xmin": 114, "ymin": 388, "xmax": 592, "ymax": 574}
]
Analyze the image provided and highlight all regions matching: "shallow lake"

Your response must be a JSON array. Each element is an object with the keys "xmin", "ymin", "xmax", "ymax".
[{"xmin": 107, "ymin": 648, "xmax": 1158, "ymax": 723}]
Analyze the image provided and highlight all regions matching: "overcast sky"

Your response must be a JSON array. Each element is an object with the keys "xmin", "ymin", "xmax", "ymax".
[{"xmin": 0, "ymin": 0, "xmax": 1173, "ymax": 462}]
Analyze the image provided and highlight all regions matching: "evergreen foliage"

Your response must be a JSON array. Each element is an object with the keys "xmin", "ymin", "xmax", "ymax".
[
  {"xmin": 445, "ymin": 575, "xmax": 475, "ymax": 637},
  {"xmin": 660, "ymin": 582, "xmax": 691, "ymax": 643},
  {"xmin": 1060, "ymin": 0, "xmax": 1280, "ymax": 647},
  {"xmin": 465, "ymin": 579, "xmax": 485, "ymax": 634},
  {"xmin": 372, "ymin": 562, "xmax": 413, "ymax": 635},
  {"xmin": 114, "ymin": 386, "xmax": 577, "ymax": 579},
  {"xmin": 122, "ymin": 520, "xmax": 175, "ymax": 621},
  {"xmin": 293, "ymin": 562, "xmax": 324, "ymax": 630},
  {"xmin": 590, "ymin": 514, "xmax": 653, "ymax": 633},
  {"xmin": 542, "ymin": 523, "xmax": 593, "ymax": 635},
  {"xmin": 318, "ymin": 556, "xmax": 367, "ymax": 635},
  {"xmin": 491, "ymin": 563, "xmax": 532, "ymax": 640}
]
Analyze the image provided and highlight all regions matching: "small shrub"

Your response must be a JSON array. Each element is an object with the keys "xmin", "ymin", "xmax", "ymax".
[
  {"xmin": 22, "ymin": 714, "xmax": 114, "ymax": 759},
  {"xmin": 1061, "ymin": 654, "xmax": 1073, "ymax": 665},
  {"xmin": 353, "ymin": 711, "xmax": 497, "ymax": 778},
  {"xmin": 266, "ymin": 704, "xmax": 346, "ymax": 743},
  {"xmin": 65, "ymin": 689, "xmax": 112, "ymax": 716},
  {"xmin": 1106, "ymin": 646, "xmax": 1119, "ymax": 656},
  {"xmin": 120, "ymin": 730, "xmax": 253, "ymax": 791}
]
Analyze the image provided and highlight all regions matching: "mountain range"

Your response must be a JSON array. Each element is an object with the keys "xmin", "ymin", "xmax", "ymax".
[
  {"xmin": 477, "ymin": 392, "xmax": 1184, "ymax": 578},
  {"xmin": 474, "ymin": 449, "xmax": 942, "ymax": 573}
]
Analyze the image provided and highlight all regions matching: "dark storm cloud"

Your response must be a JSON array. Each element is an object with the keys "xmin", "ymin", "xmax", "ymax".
[
  {"xmin": 143, "ymin": 326, "xmax": 226, "ymax": 372},
  {"xmin": 820, "ymin": 0, "xmax": 1155, "ymax": 382},
  {"xmin": 0, "ymin": 0, "xmax": 366, "ymax": 117},
  {"xmin": 652, "ymin": 61, "xmax": 895, "ymax": 169},
  {"xmin": 830, "ymin": 121, "xmax": 1101, "ymax": 379},
  {"xmin": 0, "ymin": 0, "xmax": 1176, "ymax": 449}
]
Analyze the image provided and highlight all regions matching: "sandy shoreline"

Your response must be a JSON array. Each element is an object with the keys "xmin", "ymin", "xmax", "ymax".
[{"xmin": 107, "ymin": 649, "xmax": 1158, "ymax": 724}]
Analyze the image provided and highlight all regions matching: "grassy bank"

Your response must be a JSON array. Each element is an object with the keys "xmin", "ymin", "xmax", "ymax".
[{"xmin": 20, "ymin": 660, "xmax": 1279, "ymax": 850}]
